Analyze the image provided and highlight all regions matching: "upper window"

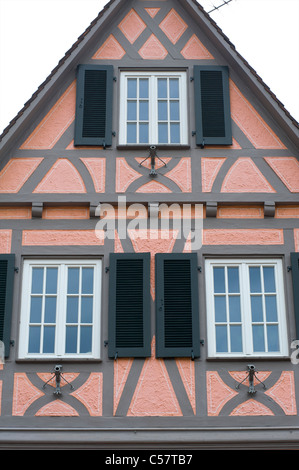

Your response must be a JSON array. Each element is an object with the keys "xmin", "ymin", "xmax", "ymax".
[
  {"xmin": 119, "ymin": 71, "xmax": 188, "ymax": 145},
  {"xmin": 205, "ymin": 259, "xmax": 288, "ymax": 358},
  {"xmin": 19, "ymin": 259, "xmax": 102, "ymax": 359}
]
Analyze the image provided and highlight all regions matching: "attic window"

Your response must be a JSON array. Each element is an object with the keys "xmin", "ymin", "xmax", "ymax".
[{"xmin": 119, "ymin": 71, "xmax": 188, "ymax": 145}]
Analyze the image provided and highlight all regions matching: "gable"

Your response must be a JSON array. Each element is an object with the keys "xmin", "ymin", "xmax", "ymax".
[{"xmin": 0, "ymin": 0, "xmax": 298, "ymax": 201}]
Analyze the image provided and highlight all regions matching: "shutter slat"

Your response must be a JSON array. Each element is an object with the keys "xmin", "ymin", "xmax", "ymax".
[
  {"xmin": 194, "ymin": 65, "xmax": 232, "ymax": 146},
  {"xmin": 155, "ymin": 253, "xmax": 200, "ymax": 358},
  {"xmin": 108, "ymin": 253, "xmax": 151, "ymax": 358}
]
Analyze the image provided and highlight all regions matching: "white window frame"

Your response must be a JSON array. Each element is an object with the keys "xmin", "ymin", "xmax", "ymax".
[
  {"xmin": 19, "ymin": 259, "xmax": 102, "ymax": 359},
  {"xmin": 119, "ymin": 70, "xmax": 188, "ymax": 145},
  {"xmin": 205, "ymin": 258, "xmax": 288, "ymax": 358}
]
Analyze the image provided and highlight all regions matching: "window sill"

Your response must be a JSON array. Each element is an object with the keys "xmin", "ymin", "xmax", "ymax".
[
  {"xmin": 206, "ymin": 355, "xmax": 290, "ymax": 361},
  {"xmin": 16, "ymin": 357, "xmax": 102, "ymax": 363},
  {"xmin": 117, "ymin": 144, "xmax": 190, "ymax": 151}
]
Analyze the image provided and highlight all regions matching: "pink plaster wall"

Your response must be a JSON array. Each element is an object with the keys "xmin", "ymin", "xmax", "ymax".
[
  {"xmin": 20, "ymin": 82, "xmax": 76, "ymax": 150},
  {"xmin": 33, "ymin": 159, "xmax": 86, "ymax": 193},
  {"xmin": 0, "ymin": 158, "xmax": 43, "ymax": 193},
  {"xmin": 22, "ymin": 230, "xmax": 104, "ymax": 246},
  {"xmin": 203, "ymin": 229, "xmax": 283, "ymax": 245},
  {"xmin": 0, "ymin": 230, "xmax": 12, "ymax": 253}
]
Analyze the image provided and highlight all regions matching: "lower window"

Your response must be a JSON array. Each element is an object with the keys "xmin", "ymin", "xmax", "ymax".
[
  {"xmin": 205, "ymin": 259, "xmax": 288, "ymax": 357},
  {"xmin": 19, "ymin": 259, "xmax": 101, "ymax": 359}
]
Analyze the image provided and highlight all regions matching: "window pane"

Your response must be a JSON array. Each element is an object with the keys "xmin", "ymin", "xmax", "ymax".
[
  {"xmin": 170, "ymin": 123, "xmax": 180, "ymax": 143},
  {"xmin": 213, "ymin": 267, "xmax": 225, "ymax": 293},
  {"xmin": 227, "ymin": 267, "xmax": 239, "ymax": 293},
  {"xmin": 158, "ymin": 78, "xmax": 167, "ymax": 98},
  {"xmin": 81, "ymin": 297, "xmax": 93, "ymax": 323},
  {"xmin": 263, "ymin": 266, "xmax": 276, "ymax": 292},
  {"xmin": 139, "ymin": 123, "xmax": 148, "ymax": 143},
  {"xmin": 169, "ymin": 78, "xmax": 179, "ymax": 98},
  {"xmin": 67, "ymin": 296, "xmax": 78, "ymax": 323},
  {"xmin": 80, "ymin": 326, "xmax": 92, "ymax": 353},
  {"xmin": 68, "ymin": 267, "xmax": 79, "ymax": 294},
  {"xmin": 158, "ymin": 123, "xmax": 168, "ymax": 143},
  {"xmin": 265, "ymin": 295, "xmax": 278, "ymax": 322},
  {"xmin": 251, "ymin": 295, "xmax": 263, "ymax": 322},
  {"xmin": 30, "ymin": 296, "xmax": 42, "ymax": 323},
  {"xmin": 267, "ymin": 325, "xmax": 279, "ymax": 352},
  {"xmin": 230, "ymin": 325, "xmax": 243, "ymax": 352},
  {"xmin": 127, "ymin": 79, "xmax": 137, "ymax": 98},
  {"xmin": 46, "ymin": 267, "xmax": 58, "ymax": 294},
  {"xmin": 139, "ymin": 78, "xmax": 148, "ymax": 98},
  {"xmin": 215, "ymin": 296, "xmax": 226, "ymax": 322},
  {"xmin": 32, "ymin": 268, "xmax": 44, "ymax": 294},
  {"xmin": 229, "ymin": 296, "xmax": 241, "ymax": 322},
  {"xmin": 82, "ymin": 267, "xmax": 94, "ymax": 294},
  {"xmin": 158, "ymin": 101, "xmax": 168, "ymax": 120},
  {"xmin": 170, "ymin": 101, "xmax": 180, "ymax": 120},
  {"xmin": 249, "ymin": 267, "xmax": 261, "ymax": 293},
  {"xmin": 44, "ymin": 297, "xmax": 57, "ymax": 323},
  {"xmin": 43, "ymin": 326, "xmax": 55, "ymax": 353},
  {"xmin": 216, "ymin": 325, "xmax": 228, "ymax": 352},
  {"xmin": 28, "ymin": 326, "xmax": 41, "ymax": 353},
  {"xmin": 139, "ymin": 101, "xmax": 148, "ymax": 121},
  {"xmin": 127, "ymin": 123, "xmax": 137, "ymax": 143},
  {"xmin": 65, "ymin": 326, "xmax": 77, "ymax": 353},
  {"xmin": 127, "ymin": 101, "xmax": 137, "ymax": 120},
  {"xmin": 252, "ymin": 325, "xmax": 265, "ymax": 352}
]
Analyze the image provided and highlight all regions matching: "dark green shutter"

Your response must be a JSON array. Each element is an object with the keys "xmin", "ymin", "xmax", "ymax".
[
  {"xmin": 0, "ymin": 255, "xmax": 15, "ymax": 358},
  {"xmin": 74, "ymin": 65, "xmax": 113, "ymax": 147},
  {"xmin": 108, "ymin": 253, "xmax": 151, "ymax": 358},
  {"xmin": 155, "ymin": 253, "xmax": 200, "ymax": 358},
  {"xmin": 291, "ymin": 253, "xmax": 299, "ymax": 339},
  {"xmin": 194, "ymin": 65, "xmax": 232, "ymax": 146}
]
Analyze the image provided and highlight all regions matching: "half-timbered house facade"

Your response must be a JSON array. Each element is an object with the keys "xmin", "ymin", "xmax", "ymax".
[{"xmin": 0, "ymin": 0, "xmax": 298, "ymax": 449}]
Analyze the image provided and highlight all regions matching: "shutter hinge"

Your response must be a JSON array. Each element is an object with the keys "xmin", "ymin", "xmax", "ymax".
[
  {"xmin": 113, "ymin": 76, "xmax": 117, "ymax": 82},
  {"xmin": 287, "ymin": 266, "xmax": 292, "ymax": 272},
  {"xmin": 14, "ymin": 267, "xmax": 19, "ymax": 273},
  {"xmin": 192, "ymin": 131, "xmax": 196, "ymax": 136},
  {"xmin": 197, "ymin": 266, "xmax": 202, "ymax": 272},
  {"xmin": 190, "ymin": 77, "xmax": 194, "ymax": 81},
  {"xmin": 105, "ymin": 267, "xmax": 109, "ymax": 273}
]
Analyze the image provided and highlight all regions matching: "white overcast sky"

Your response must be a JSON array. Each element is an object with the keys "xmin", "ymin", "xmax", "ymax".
[{"xmin": 0, "ymin": 0, "xmax": 298, "ymax": 135}]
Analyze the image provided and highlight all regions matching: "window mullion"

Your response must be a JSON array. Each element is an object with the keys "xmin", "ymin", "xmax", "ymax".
[
  {"xmin": 260, "ymin": 265, "xmax": 269, "ymax": 352},
  {"xmin": 180, "ymin": 76, "xmax": 187, "ymax": 145},
  {"xmin": 77, "ymin": 266, "xmax": 83, "ymax": 354},
  {"xmin": 151, "ymin": 76, "xmax": 157, "ymax": 145},
  {"xmin": 56, "ymin": 264, "xmax": 66, "ymax": 356},
  {"xmin": 40, "ymin": 269, "xmax": 46, "ymax": 354},
  {"xmin": 240, "ymin": 262, "xmax": 252, "ymax": 355}
]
